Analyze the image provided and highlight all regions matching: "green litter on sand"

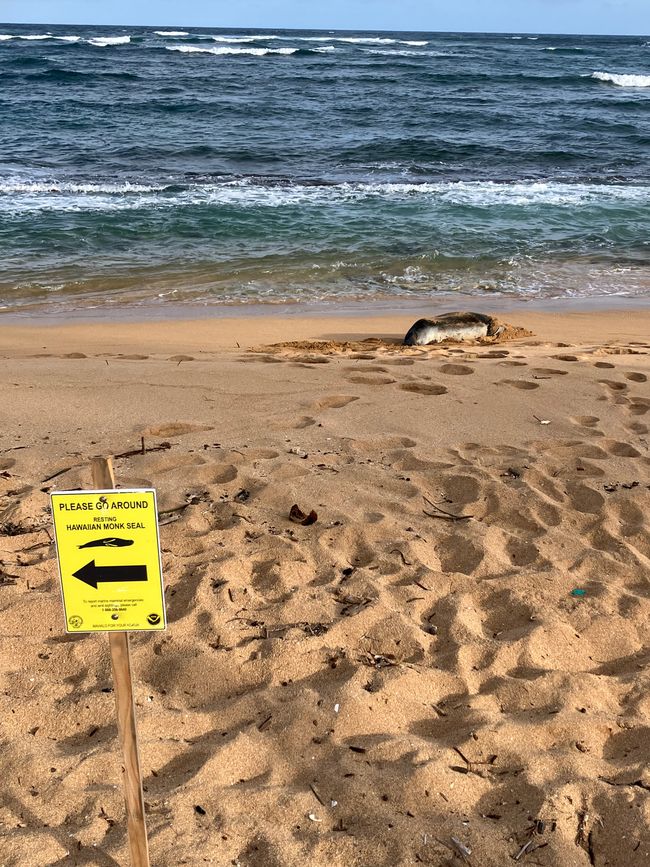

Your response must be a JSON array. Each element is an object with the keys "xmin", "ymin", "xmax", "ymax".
[{"xmin": 570, "ymin": 588, "xmax": 586, "ymax": 597}]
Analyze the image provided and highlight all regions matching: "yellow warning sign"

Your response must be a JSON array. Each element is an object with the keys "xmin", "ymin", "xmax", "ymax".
[{"xmin": 51, "ymin": 489, "xmax": 166, "ymax": 633}]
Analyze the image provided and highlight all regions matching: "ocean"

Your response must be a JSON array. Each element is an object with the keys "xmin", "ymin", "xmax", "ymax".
[{"xmin": 0, "ymin": 24, "xmax": 649, "ymax": 314}]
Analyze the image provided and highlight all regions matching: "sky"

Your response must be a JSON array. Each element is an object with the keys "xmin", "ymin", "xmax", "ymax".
[{"xmin": 0, "ymin": 0, "xmax": 648, "ymax": 36}]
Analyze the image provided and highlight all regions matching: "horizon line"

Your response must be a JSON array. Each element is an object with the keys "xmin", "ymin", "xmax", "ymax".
[{"xmin": 0, "ymin": 22, "xmax": 648, "ymax": 39}]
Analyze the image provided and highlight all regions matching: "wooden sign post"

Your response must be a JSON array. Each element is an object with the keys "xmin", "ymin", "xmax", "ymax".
[
  {"xmin": 51, "ymin": 456, "xmax": 166, "ymax": 867},
  {"xmin": 92, "ymin": 457, "xmax": 150, "ymax": 867}
]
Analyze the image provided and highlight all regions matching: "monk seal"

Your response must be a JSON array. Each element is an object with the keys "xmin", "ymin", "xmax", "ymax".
[{"xmin": 403, "ymin": 312, "xmax": 505, "ymax": 346}]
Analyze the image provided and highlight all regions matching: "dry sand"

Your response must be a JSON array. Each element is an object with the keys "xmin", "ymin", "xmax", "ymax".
[{"xmin": 0, "ymin": 308, "xmax": 649, "ymax": 866}]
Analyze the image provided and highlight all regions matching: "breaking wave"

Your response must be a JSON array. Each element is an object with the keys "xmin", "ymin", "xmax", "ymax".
[
  {"xmin": 3, "ymin": 178, "xmax": 649, "ymax": 214},
  {"xmin": 88, "ymin": 36, "xmax": 131, "ymax": 46},
  {"xmin": 166, "ymin": 45, "xmax": 300, "ymax": 56},
  {"xmin": 0, "ymin": 33, "xmax": 81, "ymax": 42},
  {"xmin": 592, "ymin": 71, "xmax": 650, "ymax": 87}
]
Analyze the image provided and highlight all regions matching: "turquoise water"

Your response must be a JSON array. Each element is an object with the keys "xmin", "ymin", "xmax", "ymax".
[{"xmin": 1, "ymin": 25, "xmax": 649, "ymax": 312}]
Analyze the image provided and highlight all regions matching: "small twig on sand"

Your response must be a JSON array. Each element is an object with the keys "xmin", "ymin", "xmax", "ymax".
[
  {"xmin": 115, "ymin": 441, "xmax": 171, "ymax": 459},
  {"xmin": 41, "ymin": 465, "xmax": 80, "ymax": 484},
  {"xmin": 514, "ymin": 840, "xmax": 535, "ymax": 861},
  {"xmin": 390, "ymin": 548, "xmax": 412, "ymax": 565},
  {"xmin": 309, "ymin": 783, "xmax": 326, "ymax": 806},
  {"xmin": 423, "ymin": 496, "xmax": 473, "ymax": 521},
  {"xmin": 453, "ymin": 746, "xmax": 472, "ymax": 766}
]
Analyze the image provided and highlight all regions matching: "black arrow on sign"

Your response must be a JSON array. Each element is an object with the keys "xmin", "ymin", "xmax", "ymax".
[{"xmin": 73, "ymin": 560, "xmax": 148, "ymax": 590}]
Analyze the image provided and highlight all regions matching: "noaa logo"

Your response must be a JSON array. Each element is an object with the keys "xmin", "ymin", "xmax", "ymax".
[
  {"xmin": 147, "ymin": 613, "xmax": 161, "ymax": 625},
  {"xmin": 68, "ymin": 615, "xmax": 83, "ymax": 629}
]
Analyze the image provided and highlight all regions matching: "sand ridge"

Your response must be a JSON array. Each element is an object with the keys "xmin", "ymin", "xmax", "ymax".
[{"xmin": 0, "ymin": 313, "xmax": 649, "ymax": 865}]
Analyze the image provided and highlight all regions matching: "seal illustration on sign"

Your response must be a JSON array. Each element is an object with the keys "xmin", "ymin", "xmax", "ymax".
[{"xmin": 78, "ymin": 537, "xmax": 135, "ymax": 549}]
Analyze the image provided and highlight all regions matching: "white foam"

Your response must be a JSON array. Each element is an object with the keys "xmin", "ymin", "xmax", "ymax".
[
  {"xmin": 154, "ymin": 30, "xmax": 189, "ymax": 36},
  {"xmin": 3, "ymin": 178, "xmax": 649, "ymax": 214},
  {"xmin": 166, "ymin": 44, "xmax": 298, "ymax": 56},
  {"xmin": 592, "ymin": 71, "xmax": 650, "ymax": 87},
  {"xmin": 0, "ymin": 181, "xmax": 163, "ymax": 194},
  {"xmin": 294, "ymin": 36, "xmax": 428, "ymax": 46},
  {"xmin": 204, "ymin": 34, "xmax": 428, "ymax": 46},
  {"xmin": 211, "ymin": 35, "xmax": 279, "ymax": 43},
  {"xmin": 0, "ymin": 33, "xmax": 81, "ymax": 41},
  {"xmin": 88, "ymin": 36, "xmax": 131, "ymax": 46},
  {"xmin": 430, "ymin": 180, "xmax": 650, "ymax": 206},
  {"xmin": 361, "ymin": 48, "xmax": 449, "ymax": 58}
]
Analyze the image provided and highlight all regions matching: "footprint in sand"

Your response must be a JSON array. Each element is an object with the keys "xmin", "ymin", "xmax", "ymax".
[
  {"xmin": 240, "ymin": 354, "xmax": 283, "ymax": 364},
  {"xmin": 399, "ymin": 383, "xmax": 448, "ymax": 396},
  {"xmin": 315, "ymin": 395, "xmax": 359, "ymax": 409},
  {"xmin": 441, "ymin": 474, "xmax": 481, "ymax": 504},
  {"xmin": 438, "ymin": 364, "xmax": 474, "ymax": 376},
  {"xmin": 566, "ymin": 482, "xmax": 605, "ymax": 514},
  {"xmin": 120, "ymin": 354, "xmax": 150, "ymax": 360},
  {"xmin": 143, "ymin": 422, "xmax": 214, "ymax": 437},
  {"xmin": 599, "ymin": 379, "xmax": 628, "ymax": 392},
  {"xmin": 500, "ymin": 380, "xmax": 540, "ymax": 390},
  {"xmin": 247, "ymin": 448, "xmax": 280, "ymax": 460},
  {"xmin": 293, "ymin": 416, "xmax": 316, "ymax": 429},
  {"xmin": 345, "ymin": 373, "xmax": 397, "ymax": 385},
  {"xmin": 436, "ymin": 535, "xmax": 483, "ymax": 575},
  {"xmin": 344, "ymin": 364, "xmax": 389, "ymax": 373},
  {"xmin": 626, "ymin": 422, "xmax": 648, "ymax": 434},
  {"xmin": 625, "ymin": 372, "xmax": 648, "ymax": 383},
  {"xmin": 379, "ymin": 436, "xmax": 418, "ymax": 449},
  {"xmin": 498, "ymin": 360, "xmax": 527, "ymax": 367},
  {"xmin": 292, "ymin": 355, "xmax": 330, "ymax": 364},
  {"xmin": 168, "ymin": 355, "xmax": 195, "ymax": 362},
  {"xmin": 571, "ymin": 415, "xmax": 600, "ymax": 428},
  {"xmin": 382, "ymin": 358, "xmax": 415, "ymax": 366},
  {"xmin": 63, "ymin": 352, "xmax": 87, "ymax": 359},
  {"xmin": 604, "ymin": 440, "xmax": 642, "ymax": 458},
  {"xmin": 210, "ymin": 464, "xmax": 239, "ymax": 483},
  {"xmin": 594, "ymin": 361, "xmax": 616, "ymax": 369},
  {"xmin": 553, "ymin": 354, "xmax": 579, "ymax": 362},
  {"xmin": 628, "ymin": 399, "xmax": 650, "ymax": 416},
  {"xmin": 532, "ymin": 368, "xmax": 569, "ymax": 376}
]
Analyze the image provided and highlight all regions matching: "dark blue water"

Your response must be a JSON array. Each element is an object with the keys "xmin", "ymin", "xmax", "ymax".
[{"xmin": 1, "ymin": 24, "xmax": 649, "ymax": 312}]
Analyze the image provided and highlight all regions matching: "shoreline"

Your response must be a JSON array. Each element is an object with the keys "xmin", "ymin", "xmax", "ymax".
[
  {"xmin": 2, "ymin": 292, "xmax": 650, "ymax": 327},
  {"xmin": 2, "ymin": 302, "xmax": 650, "ymax": 356}
]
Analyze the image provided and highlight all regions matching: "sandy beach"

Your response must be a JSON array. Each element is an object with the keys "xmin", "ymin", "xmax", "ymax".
[{"xmin": 1, "ymin": 307, "xmax": 649, "ymax": 866}]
